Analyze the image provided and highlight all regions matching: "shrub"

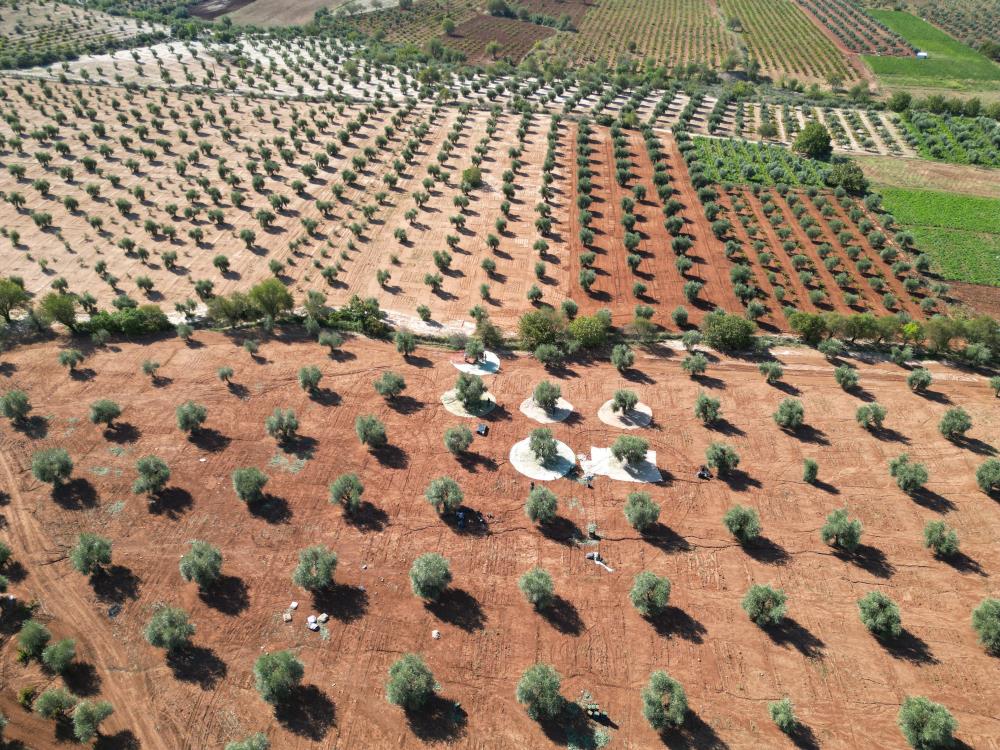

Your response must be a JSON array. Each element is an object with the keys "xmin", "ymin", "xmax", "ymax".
[
  {"xmin": 630, "ymin": 571, "xmax": 671, "ymax": 617},
  {"xmin": 265, "ymin": 408, "xmax": 298, "ymax": 442},
  {"xmin": 41, "ymin": 638, "xmax": 75, "ymax": 674},
  {"xmin": 454, "ymin": 373, "xmax": 487, "ymax": 410},
  {"xmin": 0, "ymin": 389, "xmax": 30, "ymax": 423},
  {"xmin": 233, "ymin": 467, "xmax": 268, "ymax": 503},
  {"xmin": 226, "ymin": 734, "xmax": 269, "ymax": 750},
  {"xmin": 856, "ymin": 403, "xmax": 887, "ymax": 430},
  {"xmin": 529, "ymin": 428, "xmax": 558, "ymax": 464},
  {"xmin": 70, "ymin": 533, "xmax": 111, "ymax": 575},
  {"xmin": 834, "ymin": 365, "xmax": 859, "ymax": 390},
  {"xmin": 923, "ymin": 520, "xmax": 958, "ymax": 558},
  {"xmin": 742, "ymin": 584, "xmax": 787, "ymax": 626},
  {"xmin": 681, "ymin": 352, "xmax": 707, "ymax": 377},
  {"xmin": 889, "ymin": 454, "xmax": 928, "ymax": 494},
  {"xmin": 410, "ymin": 553, "xmax": 451, "ymax": 600},
  {"xmin": 254, "ymin": 651, "xmax": 304, "ymax": 705},
  {"xmin": 642, "ymin": 671, "xmax": 687, "ymax": 730},
  {"xmin": 701, "ymin": 310, "xmax": 755, "ymax": 351},
  {"xmin": 938, "ymin": 408, "xmax": 972, "ymax": 440},
  {"xmin": 724, "ymin": 505, "xmax": 761, "ymax": 544},
  {"xmin": 34, "ymin": 688, "xmax": 76, "ymax": 719},
  {"xmin": 356, "ymin": 415, "xmax": 387, "ymax": 448},
  {"xmin": 803, "ymin": 458, "xmax": 819, "ymax": 484},
  {"xmin": 133, "ymin": 455, "xmax": 170, "ymax": 496},
  {"xmin": 145, "ymin": 605, "xmax": 194, "ymax": 651},
  {"xmin": 624, "ymin": 491, "xmax": 660, "ymax": 531},
  {"xmin": 293, "ymin": 546, "xmax": 337, "ymax": 591},
  {"xmin": 706, "ymin": 442, "xmax": 739, "ymax": 474},
  {"xmin": 425, "ymin": 477, "xmax": 463, "ymax": 514},
  {"xmin": 533, "ymin": 381, "xmax": 560, "ymax": 412},
  {"xmin": 329, "ymin": 473, "xmax": 363, "ymax": 513},
  {"xmin": 516, "ymin": 664, "xmax": 563, "ymax": 722},
  {"xmin": 971, "ymin": 598, "xmax": 1000, "ymax": 655},
  {"xmin": 386, "ymin": 654, "xmax": 436, "ymax": 711},
  {"xmin": 821, "ymin": 508, "xmax": 862, "ymax": 551},
  {"xmin": 858, "ymin": 591, "xmax": 901, "ymax": 639},
  {"xmin": 612, "ymin": 389, "xmax": 638, "ymax": 413},
  {"xmin": 443, "ymin": 425, "xmax": 473, "ymax": 454},
  {"xmin": 897, "ymin": 696, "xmax": 955, "ymax": 750},
  {"xmin": 73, "ymin": 700, "xmax": 114, "ymax": 742},
  {"xmin": 773, "ymin": 398, "xmax": 804, "ymax": 430},
  {"xmin": 88, "ymin": 399, "xmax": 121, "ymax": 427},
  {"xmin": 179, "ymin": 541, "xmax": 222, "ymax": 590},
  {"xmin": 519, "ymin": 567, "xmax": 554, "ymax": 609},
  {"xmin": 18, "ymin": 620, "xmax": 51, "ymax": 660},
  {"xmin": 694, "ymin": 392, "xmax": 720, "ymax": 424},
  {"xmin": 82, "ymin": 305, "xmax": 170, "ymax": 335},
  {"xmin": 769, "ymin": 698, "xmax": 797, "ymax": 734},
  {"xmin": 611, "ymin": 344, "xmax": 634, "ymax": 372},
  {"xmin": 977, "ymin": 458, "xmax": 1000, "ymax": 494},
  {"xmin": 907, "ymin": 368, "xmax": 932, "ymax": 392},
  {"xmin": 612, "ymin": 435, "xmax": 648, "ymax": 466},
  {"xmin": 374, "ymin": 371, "xmax": 406, "ymax": 399},
  {"xmin": 525, "ymin": 486, "xmax": 558, "ymax": 524},
  {"xmin": 31, "ymin": 448, "xmax": 72, "ymax": 485},
  {"xmin": 176, "ymin": 401, "xmax": 207, "ymax": 433},
  {"xmin": 759, "ymin": 361, "xmax": 783, "ymax": 383}
]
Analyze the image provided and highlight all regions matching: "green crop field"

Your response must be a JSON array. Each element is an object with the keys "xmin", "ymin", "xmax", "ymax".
[
  {"xmin": 862, "ymin": 10, "xmax": 1000, "ymax": 90},
  {"xmin": 879, "ymin": 187, "xmax": 1000, "ymax": 286}
]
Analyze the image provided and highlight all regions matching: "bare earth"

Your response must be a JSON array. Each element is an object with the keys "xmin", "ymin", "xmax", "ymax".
[{"xmin": 0, "ymin": 332, "xmax": 998, "ymax": 749}]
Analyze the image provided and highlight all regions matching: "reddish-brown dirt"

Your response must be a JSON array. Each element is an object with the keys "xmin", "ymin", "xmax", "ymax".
[
  {"xmin": 445, "ymin": 15, "xmax": 555, "ymax": 64},
  {"xmin": 1, "ymin": 331, "xmax": 998, "ymax": 748}
]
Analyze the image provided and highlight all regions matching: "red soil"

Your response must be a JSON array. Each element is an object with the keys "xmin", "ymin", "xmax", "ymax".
[{"xmin": 0, "ymin": 331, "xmax": 998, "ymax": 748}]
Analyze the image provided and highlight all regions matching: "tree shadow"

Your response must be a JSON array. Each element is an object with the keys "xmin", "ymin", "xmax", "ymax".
[
  {"xmin": 274, "ymin": 684, "xmax": 335, "ymax": 742},
  {"xmin": 648, "ymin": 606, "xmax": 707, "ymax": 643},
  {"xmin": 916, "ymin": 389, "xmax": 951, "ymax": 404},
  {"xmin": 62, "ymin": 661, "xmax": 101, "ymax": 696},
  {"xmin": 148, "ymin": 486, "xmax": 193, "ymax": 518},
  {"xmin": 764, "ymin": 617, "xmax": 825, "ymax": 659},
  {"xmin": 309, "ymin": 388, "xmax": 340, "ymax": 407},
  {"xmin": 957, "ymin": 436, "xmax": 996, "ymax": 456},
  {"xmin": 344, "ymin": 501, "xmax": 388, "ymax": 532},
  {"xmin": 880, "ymin": 628, "xmax": 937, "ymax": 665},
  {"xmin": 226, "ymin": 381, "xmax": 250, "ymax": 399},
  {"xmin": 200, "ymin": 574, "xmax": 250, "ymax": 615},
  {"xmin": 166, "ymin": 644, "xmax": 228, "ymax": 689},
  {"xmin": 719, "ymin": 470, "xmax": 761, "ymax": 491},
  {"xmin": 539, "ymin": 700, "xmax": 608, "ymax": 748},
  {"xmin": 771, "ymin": 380, "xmax": 801, "ymax": 396},
  {"xmin": 94, "ymin": 730, "xmax": 140, "ymax": 750},
  {"xmin": 387, "ymin": 395, "xmax": 424, "ymax": 415},
  {"xmin": 280, "ymin": 434, "xmax": 318, "ymax": 460},
  {"xmin": 692, "ymin": 373, "xmax": 726, "ymax": 390},
  {"xmin": 788, "ymin": 723, "xmax": 820, "ymax": 750},
  {"xmin": 53, "ymin": 478, "xmax": 98, "ymax": 509},
  {"xmin": 91, "ymin": 565, "xmax": 141, "ymax": 604},
  {"xmin": 840, "ymin": 544, "xmax": 895, "ymax": 578},
  {"xmin": 312, "ymin": 582, "xmax": 369, "ymax": 623},
  {"xmin": 248, "ymin": 494, "xmax": 292, "ymax": 523},
  {"xmin": 20, "ymin": 415, "xmax": 49, "ymax": 439},
  {"xmin": 942, "ymin": 551, "xmax": 986, "ymax": 576},
  {"xmin": 426, "ymin": 587, "xmax": 486, "ymax": 632},
  {"xmin": 873, "ymin": 425, "xmax": 910, "ymax": 444},
  {"xmin": 744, "ymin": 536, "xmax": 789, "ymax": 565},
  {"xmin": 911, "ymin": 487, "xmax": 955, "ymax": 513},
  {"xmin": 405, "ymin": 694, "xmax": 467, "ymax": 743},
  {"xmin": 660, "ymin": 709, "xmax": 729, "ymax": 749},
  {"xmin": 373, "ymin": 444, "xmax": 409, "ymax": 469},
  {"xmin": 104, "ymin": 422, "xmax": 141, "ymax": 444},
  {"xmin": 530, "ymin": 594, "xmax": 581, "ymax": 636},
  {"xmin": 642, "ymin": 523, "xmax": 691, "ymax": 553},
  {"xmin": 539, "ymin": 515, "xmax": 583, "ymax": 545},
  {"xmin": 455, "ymin": 451, "xmax": 499, "ymax": 474},
  {"xmin": 190, "ymin": 427, "xmax": 231, "ymax": 452}
]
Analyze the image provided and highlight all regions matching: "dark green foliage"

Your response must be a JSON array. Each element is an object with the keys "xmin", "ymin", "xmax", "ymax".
[
  {"xmin": 706, "ymin": 442, "xmax": 739, "ymax": 474},
  {"xmin": 0, "ymin": 389, "xmax": 30, "ymax": 423},
  {"xmin": 642, "ymin": 670, "xmax": 687, "ymax": 729},
  {"xmin": 519, "ymin": 567, "xmax": 554, "ymax": 609},
  {"xmin": 742, "ymin": 584, "xmax": 787, "ymax": 626},
  {"xmin": 525, "ymin": 486, "xmax": 558, "ymax": 524},
  {"xmin": 73, "ymin": 700, "xmax": 114, "ymax": 742},
  {"xmin": 225, "ymin": 734, "xmax": 269, "ymax": 750},
  {"xmin": 769, "ymin": 698, "xmax": 797, "ymax": 734},
  {"xmin": 977, "ymin": 458, "xmax": 1000, "ymax": 494},
  {"xmin": 70, "ymin": 533, "xmax": 111, "ymax": 575},
  {"xmin": 176, "ymin": 401, "xmax": 207, "ymax": 433},
  {"xmin": 31, "ymin": 448, "xmax": 72, "ymax": 485},
  {"xmin": 82, "ymin": 305, "xmax": 171, "ymax": 336},
  {"xmin": 907, "ymin": 368, "xmax": 932, "ymax": 392},
  {"xmin": 821, "ymin": 508, "xmax": 863, "ymax": 551},
  {"xmin": 374, "ymin": 371, "xmax": 406, "ymax": 399},
  {"xmin": 701, "ymin": 310, "xmax": 755, "ymax": 351},
  {"xmin": 425, "ymin": 477, "xmax": 463, "ymax": 514},
  {"xmin": 41, "ymin": 641, "xmax": 76, "ymax": 679},
  {"xmin": 724, "ymin": 505, "xmax": 761, "ymax": 544},
  {"xmin": 443, "ymin": 425, "xmax": 473, "ymax": 454},
  {"xmin": 254, "ymin": 650, "xmax": 304, "ymax": 705},
  {"xmin": 889, "ymin": 454, "xmax": 928, "ymax": 494},
  {"xmin": 179, "ymin": 541, "xmax": 222, "ymax": 590},
  {"xmin": 856, "ymin": 403, "xmax": 887, "ymax": 430},
  {"xmin": 18, "ymin": 620, "xmax": 51, "ymax": 660},
  {"xmin": 356, "ymin": 414, "xmax": 387, "ymax": 448},
  {"xmin": 803, "ymin": 458, "xmax": 819, "ymax": 484},
  {"xmin": 529, "ymin": 428, "xmax": 558, "ymax": 464},
  {"xmin": 292, "ymin": 546, "xmax": 337, "ymax": 591},
  {"xmin": 233, "ymin": 467, "xmax": 268, "ymax": 503},
  {"xmin": 533, "ymin": 381, "xmax": 561, "ymax": 411},
  {"xmin": 938, "ymin": 408, "xmax": 972, "ymax": 440},
  {"xmin": 624, "ymin": 491, "xmax": 660, "ymax": 531},
  {"xmin": 858, "ymin": 591, "xmax": 902, "ymax": 639},
  {"xmin": 972, "ymin": 598, "xmax": 1000, "ymax": 655},
  {"xmin": 386, "ymin": 654, "xmax": 436, "ymax": 711},
  {"xmin": 694, "ymin": 391, "xmax": 721, "ymax": 424},
  {"xmin": 133, "ymin": 455, "xmax": 170, "ymax": 496},
  {"xmin": 264, "ymin": 408, "xmax": 298, "ymax": 442},
  {"xmin": 89, "ymin": 399, "xmax": 121, "ymax": 427},
  {"xmin": 33, "ymin": 688, "xmax": 76, "ymax": 719},
  {"xmin": 773, "ymin": 398, "xmax": 804, "ymax": 429},
  {"xmin": 897, "ymin": 696, "xmax": 956, "ymax": 750},
  {"xmin": 516, "ymin": 663, "xmax": 563, "ymax": 722},
  {"xmin": 454, "ymin": 372, "xmax": 487, "ymax": 410},
  {"xmin": 611, "ymin": 435, "xmax": 648, "ymax": 466},
  {"xmin": 145, "ymin": 605, "xmax": 194, "ymax": 651},
  {"xmin": 923, "ymin": 521, "xmax": 959, "ymax": 558},
  {"xmin": 630, "ymin": 571, "xmax": 671, "ymax": 617},
  {"xmin": 409, "ymin": 553, "xmax": 451, "ymax": 600},
  {"xmin": 329, "ymin": 473, "xmax": 363, "ymax": 513}
]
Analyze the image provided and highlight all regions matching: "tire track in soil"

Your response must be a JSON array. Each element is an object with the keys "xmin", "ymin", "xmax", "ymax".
[{"xmin": 0, "ymin": 447, "xmax": 168, "ymax": 750}]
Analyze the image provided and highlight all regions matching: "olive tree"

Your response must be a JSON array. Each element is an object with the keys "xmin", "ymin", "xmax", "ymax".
[
  {"xmin": 529, "ymin": 427, "xmax": 558, "ymax": 465},
  {"xmin": 856, "ymin": 403, "xmax": 887, "ymax": 430},
  {"xmin": 88, "ymin": 399, "xmax": 121, "ymax": 428},
  {"xmin": 0, "ymin": 389, "xmax": 30, "ymax": 424},
  {"xmin": 821, "ymin": 508, "xmax": 862, "ymax": 552},
  {"xmin": 611, "ymin": 388, "xmax": 638, "ymax": 414},
  {"xmin": 768, "ymin": 698, "xmax": 798, "ymax": 734},
  {"xmin": 889, "ymin": 454, "xmax": 928, "ymax": 494},
  {"xmin": 394, "ymin": 330, "xmax": 416, "ymax": 358},
  {"xmin": 516, "ymin": 663, "xmax": 563, "ymax": 722},
  {"xmin": 454, "ymin": 372, "xmax": 487, "ymax": 410},
  {"xmin": 297, "ymin": 365, "xmax": 322, "ymax": 393},
  {"xmin": 773, "ymin": 398, "xmax": 804, "ymax": 430},
  {"xmin": 706, "ymin": 442, "xmax": 739, "ymax": 475},
  {"xmin": 977, "ymin": 458, "xmax": 1000, "ymax": 495},
  {"xmin": 923, "ymin": 520, "xmax": 958, "ymax": 558},
  {"xmin": 630, "ymin": 571, "xmax": 671, "ymax": 617},
  {"xmin": 176, "ymin": 401, "xmax": 207, "ymax": 434},
  {"xmin": 179, "ymin": 540, "xmax": 222, "ymax": 590},
  {"xmin": 834, "ymin": 365, "xmax": 859, "ymax": 390},
  {"xmin": 612, "ymin": 435, "xmax": 648, "ymax": 466},
  {"xmin": 443, "ymin": 425, "xmax": 473, "ymax": 454},
  {"xmin": 724, "ymin": 505, "xmax": 761, "ymax": 544},
  {"xmin": 133, "ymin": 455, "xmax": 170, "ymax": 496},
  {"xmin": 265, "ymin": 408, "xmax": 298, "ymax": 442},
  {"xmin": 73, "ymin": 700, "xmax": 114, "ymax": 743},
  {"xmin": 897, "ymin": 696, "xmax": 955, "ymax": 750},
  {"xmin": 425, "ymin": 477, "xmax": 463, "ymax": 514},
  {"xmin": 33, "ymin": 687, "xmax": 76, "ymax": 719},
  {"xmin": 356, "ymin": 414, "xmax": 387, "ymax": 449},
  {"xmin": 681, "ymin": 352, "xmax": 707, "ymax": 377},
  {"xmin": 533, "ymin": 381, "xmax": 560, "ymax": 412},
  {"xmin": 742, "ymin": 584, "xmax": 787, "ymax": 626},
  {"xmin": 386, "ymin": 653, "xmax": 436, "ymax": 711},
  {"xmin": 254, "ymin": 650, "xmax": 304, "ymax": 705},
  {"xmin": 31, "ymin": 448, "xmax": 73, "ymax": 486},
  {"xmin": 971, "ymin": 598, "xmax": 1000, "ymax": 655},
  {"xmin": 759, "ymin": 361, "xmax": 783, "ymax": 384},
  {"xmin": 642, "ymin": 670, "xmax": 687, "ymax": 730},
  {"xmin": 409, "ymin": 553, "xmax": 451, "ymax": 600},
  {"xmin": 329, "ymin": 473, "xmax": 363, "ymax": 513},
  {"xmin": 233, "ymin": 467, "xmax": 268, "ymax": 503},
  {"xmin": 70, "ymin": 533, "xmax": 111, "ymax": 575},
  {"xmin": 18, "ymin": 620, "xmax": 51, "ymax": 660},
  {"xmin": 145, "ymin": 605, "xmax": 194, "ymax": 651},
  {"xmin": 292, "ymin": 546, "xmax": 337, "ymax": 592},
  {"xmin": 938, "ymin": 407, "xmax": 972, "ymax": 441},
  {"xmin": 694, "ymin": 391, "xmax": 721, "ymax": 424},
  {"xmin": 906, "ymin": 368, "xmax": 932, "ymax": 392},
  {"xmin": 374, "ymin": 371, "xmax": 406, "ymax": 399},
  {"xmin": 803, "ymin": 458, "xmax": 819, "ymax": 484},
  {"xmin": 624, "ymin": 491, "xmax": 660, "ymax": 531},
  {"xmin": 611, "ymin": 344, "xmax": 634, "ymax": 372},
  {"xmin": 525, "ymin": 486, "xmax": 558, "ymax": 524},
  {"xmin": 518, "ymin": 567, "xmax": 554, "ymax": 609},
  {"xmin": 42, "ymin": 638, "xmax": 76, "ymax": 674},
  {"xmin": 858, "ymin": 591, "xmax": 901, "ymax": 639}
]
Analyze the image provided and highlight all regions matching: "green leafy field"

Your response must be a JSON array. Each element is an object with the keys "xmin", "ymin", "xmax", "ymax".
[
  {"xmin": 862, "ymin": 10, "xmax": 1000, "ymax": 89},
  {"xmin": 879, "ymin": 187, "xmax": 1000, "ymax": 286}
]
